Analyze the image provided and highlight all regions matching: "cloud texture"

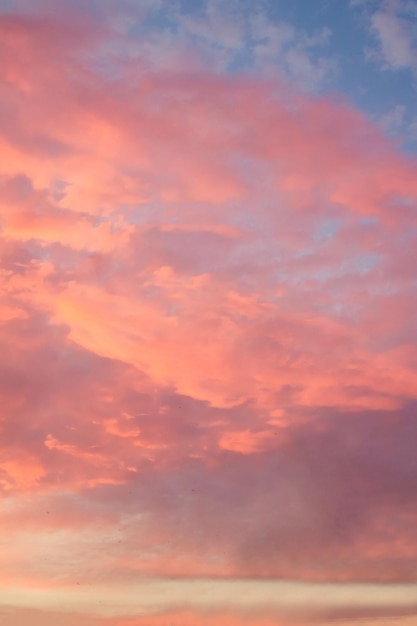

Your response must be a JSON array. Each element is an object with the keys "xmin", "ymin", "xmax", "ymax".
[{"xmin": 0, "ymin": 1, "xmax": 417, "ymax": 624}]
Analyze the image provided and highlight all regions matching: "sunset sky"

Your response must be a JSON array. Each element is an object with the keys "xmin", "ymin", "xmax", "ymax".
[{"xmin": 1, "ymin": 0, "xmax": 417, "ymax": 624}]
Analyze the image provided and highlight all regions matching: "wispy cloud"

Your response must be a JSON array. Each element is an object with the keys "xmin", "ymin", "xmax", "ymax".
[
  {"xmin": 364, "ymin": 0, "xmax": 417, "ymax": 72},
  {"xmin": 372, "ymin": 4, "xmax": 415, "ymax": 67}
]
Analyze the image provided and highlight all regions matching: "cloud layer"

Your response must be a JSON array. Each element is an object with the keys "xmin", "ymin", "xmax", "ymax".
[{"xmin": 0, "ymin": 1, "xmax": 417, "ymax": 625}]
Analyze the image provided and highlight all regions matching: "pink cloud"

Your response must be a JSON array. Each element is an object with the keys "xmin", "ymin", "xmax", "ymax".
[{"xmin": 0, "ymin": 2, "xmax": 417, "ymax": 623}]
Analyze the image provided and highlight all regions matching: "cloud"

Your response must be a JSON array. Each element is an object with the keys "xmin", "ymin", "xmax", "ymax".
[
  {"xmin": 372, "ymin": 2, "xmax": 417, "ymax": 69},
  {"xmin": 1, "ymin": 579, "xmax": 417, "ymax": 619},
  {"xmin": 367, "ymin": 0, "xmax": 417, "ymax": 72},
  {"xmin": 83, "ymin": 0, "xmax": 337, "ymax": 91},
  {"xmin": 1, "ymin": 401, "xmax": 417, "ymax": 587},
  {"xmin": 0, "ymin": 1, "xmax": 417, "ymax": 623}
]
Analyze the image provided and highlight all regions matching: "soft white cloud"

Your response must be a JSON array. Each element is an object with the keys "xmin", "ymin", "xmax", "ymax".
[
  {"xmin": 379, "ymin": 103, "xmax": 407, "ymax": 133},
  {"xmin": 284, "ymin": 45, "xmax": 336, "ymax": 92},
  {"xmin": 247, "ymin": 12, "xmax": 335, "ymax": 90},
  {"xmin": 106, "ymin": 0, "xmax": 337, "ymax": 91},
  {"xmin": 360, "ymin": 0, "xmax": 417, "ymax": 70},
  {"xmin": 371, "ymin": 6, "xmax": 417, "ymax": 69}
]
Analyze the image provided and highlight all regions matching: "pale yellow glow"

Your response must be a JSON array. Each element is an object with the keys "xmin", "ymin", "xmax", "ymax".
[{"xmin": 1, "ymin": 579, "xmax": 416, "ymax": 618}]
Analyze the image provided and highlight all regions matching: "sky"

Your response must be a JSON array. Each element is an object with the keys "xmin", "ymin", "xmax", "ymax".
[{"xmin": 0, "ymin": 0, "xmax": 417, "ymax": 624}]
